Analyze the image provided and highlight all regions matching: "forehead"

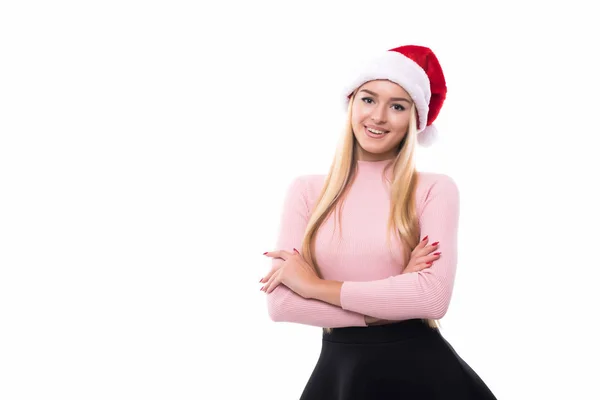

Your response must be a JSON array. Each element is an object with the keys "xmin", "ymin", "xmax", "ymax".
[{"xmin": 358, "ymin": 79, "xmax": 410, "ymax": 98}]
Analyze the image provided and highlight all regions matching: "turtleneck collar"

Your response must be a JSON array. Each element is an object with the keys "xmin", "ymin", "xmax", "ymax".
[
  {"xmin": 355, "ymin": 158, "xmax": 395, "ymax": 180},
  {"xmin": 356, "ymin": 158, "xmax": 394, "ymax": 170}
]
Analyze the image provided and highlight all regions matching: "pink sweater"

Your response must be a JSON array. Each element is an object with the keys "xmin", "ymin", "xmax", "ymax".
[{"xmin": 266, "ymin": 158, "xmax": 460, "ymax": 328}]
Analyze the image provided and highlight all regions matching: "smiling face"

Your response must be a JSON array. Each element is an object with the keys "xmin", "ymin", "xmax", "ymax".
[{"xmin": 351, "ymin": 79, "xmax": 414, "ymax": 161}]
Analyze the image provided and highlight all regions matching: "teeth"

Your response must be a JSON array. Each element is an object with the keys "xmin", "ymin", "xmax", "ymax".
[{"xmin": 367, "ymin": 127, "xmax": 387, "ymax": 134}]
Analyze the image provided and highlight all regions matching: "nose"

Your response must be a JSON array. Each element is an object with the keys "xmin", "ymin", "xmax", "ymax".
[{"xmin": 370, "ymin": 104, "xmax": 386, "ymax": 124}]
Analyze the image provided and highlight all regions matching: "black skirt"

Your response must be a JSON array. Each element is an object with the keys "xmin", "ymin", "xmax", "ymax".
[{"xmin": 299, "ymin": 319, "xmax": 497, "ymax": 400}]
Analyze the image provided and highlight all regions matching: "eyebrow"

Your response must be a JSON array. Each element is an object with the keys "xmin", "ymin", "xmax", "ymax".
[{"xmin": 359, "ymin": 89, "xmax": 412, "ymax": 103}]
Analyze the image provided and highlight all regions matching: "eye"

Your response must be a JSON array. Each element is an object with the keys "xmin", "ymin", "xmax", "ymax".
[
  {"xmin": 361, "ymin": 97, "xmax": 374, "ymax": 104},
  {"xmin": 392, "ymin": 104, "xmax": 405, "ymax": 111}
]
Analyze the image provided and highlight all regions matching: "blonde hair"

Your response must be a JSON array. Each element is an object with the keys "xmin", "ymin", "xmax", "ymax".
[{"xmin": 299, "ymin": 92, "xmax": 441, "ymax": 334}]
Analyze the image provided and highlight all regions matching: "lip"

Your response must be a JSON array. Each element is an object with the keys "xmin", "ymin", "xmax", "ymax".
[
  {"xmin": 365, "ymin": 125, "xmax": 389, "ymax": 133},
  {"xmin": 364, "ymin": 126, "xmax": 388, "ymax": 139}
]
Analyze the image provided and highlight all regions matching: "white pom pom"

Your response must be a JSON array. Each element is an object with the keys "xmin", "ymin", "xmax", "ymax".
[{"xmin": 417, "ymin": 124, "xmax": 439, "ymax": 147}]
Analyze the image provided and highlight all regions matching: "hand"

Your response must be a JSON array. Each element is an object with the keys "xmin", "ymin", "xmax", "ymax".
[
  {"xmin": 261, "ymin": 249, "xmax": 320, "ymax": 298},
  {"xmin": 402, "ymin": 236, "xmax": 441, "ymax": 274}
]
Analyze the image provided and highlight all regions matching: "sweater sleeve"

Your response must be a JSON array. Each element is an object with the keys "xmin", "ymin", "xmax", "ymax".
[
  {"xmin": 339, "ymin": 174, "xmax": 460, "ymax": 321},
  {"xmin": 266, "ymin": 176, "xmax": 367, "ymax": 328}
]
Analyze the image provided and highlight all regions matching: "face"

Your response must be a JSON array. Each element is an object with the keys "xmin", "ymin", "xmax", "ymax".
[{"xmin": 350, "ymin": 80, "xmax": 414, "ymax": 161}]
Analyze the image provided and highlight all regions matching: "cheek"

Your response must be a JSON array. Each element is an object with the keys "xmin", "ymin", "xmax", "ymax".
[
  {"xmin": 391, "ymin": 114, "xmax": 410, "ymax": 131},
  {"xmin": 351, "ymin": 106, "xmax": 368, "ymax": 128}
]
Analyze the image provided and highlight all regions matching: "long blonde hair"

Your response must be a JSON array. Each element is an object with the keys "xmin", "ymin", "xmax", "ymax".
[{"xmin": 300, "ymin": 92, "xmax": 441, "ymax": 334}]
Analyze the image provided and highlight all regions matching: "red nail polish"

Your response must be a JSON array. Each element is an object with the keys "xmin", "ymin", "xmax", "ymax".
[
  {"xmin": 427, "ymin": 262, "xmax": 433, "ymax": 265},
  {"xmin": 422, "ymin": 235, "xmax": 428, "ymax": 241},
  {"xmin": 260, "ymin": 286, "xmax": 264, "ymax": 291},
  {"xmin": 431, "ymin": 241, "xmax": 439, "ymax": 246},
  {"xmin": 263, "ymin": 252, "xmax": 268, "ymax": 255},
  {"xmin": 293, "ymin": 248, "xmax": 299, "ymax": 253},
  {"xmin": 433, "ymin": 252, "xmax": 441, "ymax": 255}
]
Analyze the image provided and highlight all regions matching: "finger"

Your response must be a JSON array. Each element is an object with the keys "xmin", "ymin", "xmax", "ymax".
[
  {"xmin": 283, "ymin": 250, "xmax": 296, "ymax": 258},
  {"xmin": 412, "ymin": 262, "xmax": 434, "ymax": 272},
  {"xmin": 260, "ymin": 252, "xmax": 293, "ymax": 283},
  {"xmin": 424, "ymin": 252, "xmax": 442, "ymax": 262},
  {"xmin": 263, "ymin": 250, "xmax": 283, "ymax": 259},
  {"xmin": 262, "ymin": 270, "xmax": 277, "ymax": 292},
  {"xmin": 412, "ymin": 236, "xmax": 431, "ymax": 256},
  {"xmin": 260, "ymin": 264, "xmax": 281, "ymax": 283},
  {"xmin": 414, "ymin": 237, "xmax": 427, "ymax": 252},
  {"xmin": 264, "ymin": 250, "xmax": 295, "ymax": 260},
  {"xmin": 415, "ymin": 254, "xmax": 440, "ymax": 265},
  {"xmin": 264, "ymin": 270, "xmax": 282, "ymax": 294},
  {"xmin": 415, "ymin": 242, "xmax": 439, "ymax": 256},
  {"xmin": 263, "ymin": 265, "xmax": 282, "ymax": 289},
  {"xmin": 412, "ymin": 245, "xmax": 428, "ymax": 258},
  {"xmin": 427, "ymin": 242, "xmax": 440, "ymax": 252},
  {"xmin": 265, "ymin": 277, "xmax": 281, "ymax": 294}
]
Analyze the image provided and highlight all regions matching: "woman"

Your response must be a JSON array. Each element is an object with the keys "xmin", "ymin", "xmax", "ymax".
[{"xmin": 259, "ymin": 45, "xmax": 497, "ymax": 399}]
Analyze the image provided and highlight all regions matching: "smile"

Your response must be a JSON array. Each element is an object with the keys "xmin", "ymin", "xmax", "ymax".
[{"xmin": 365, "ymin": 126, "xmax": 389, "ymax": 138}]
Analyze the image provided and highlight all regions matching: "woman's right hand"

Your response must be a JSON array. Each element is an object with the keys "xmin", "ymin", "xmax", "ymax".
[{"xmin": 364, "ymin": 236, "xmax": 441, "ymax": 326}]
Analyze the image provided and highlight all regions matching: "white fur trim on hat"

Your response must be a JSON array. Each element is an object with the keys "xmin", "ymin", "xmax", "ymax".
[
  {"xmin": 342, "ymin": 51, "xmax": 431, "ymax": 133},
  {"xmin": 417, "ymin": 124, "xmax": 438, "ymax": 147}
]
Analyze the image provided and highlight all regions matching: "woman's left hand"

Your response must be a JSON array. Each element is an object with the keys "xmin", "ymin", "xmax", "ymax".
[{"xmin": 261, "ymin": 249, "xmax": 320, "ymax": 298}]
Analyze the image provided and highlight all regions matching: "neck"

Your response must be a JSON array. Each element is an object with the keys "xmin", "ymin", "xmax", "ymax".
[{"xmin": 357, "ymin": 158, "xmax": 394, "ymax": 164}]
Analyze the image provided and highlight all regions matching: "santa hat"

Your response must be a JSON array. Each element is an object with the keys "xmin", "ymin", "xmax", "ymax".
[{"xmin": 342, "ymin": 45, "xmax": 447, "ymax": 147}]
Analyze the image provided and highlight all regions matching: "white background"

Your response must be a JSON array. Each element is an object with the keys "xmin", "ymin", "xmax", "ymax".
[{"xmin": 1, "ymin": 1, "xmax": 599, "ymax": 399}]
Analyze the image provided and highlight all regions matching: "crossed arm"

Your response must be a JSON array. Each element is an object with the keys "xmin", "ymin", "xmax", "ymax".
[{"xmin": 264, "ymin": 174, "xmax": 460, "ymax": 328}]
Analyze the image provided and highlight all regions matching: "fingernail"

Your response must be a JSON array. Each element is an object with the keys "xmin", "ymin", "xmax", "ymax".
[
  {"xmin": 432, "ymin": 241, "xmax": 439, "ymax": 246},
  {"xmin": 433, "ymin": 252, "xmax": 441, "ymax": 255},
  {"xmin": 260, "ymin": 286, "xmax": 264, "ymax": 291},
  {"xmin": 427, "ymin": 262, "xmax": 433, "ymax": 265},
  {"xmin": 259, "ymin": 278, "xmax": 263, "ymax": 283},
  {"xmin": 293, "ymin": 248, "xmax": 299, "ymax": 253},
  {"xmin": 263, "ymin": 252, "xmax": 268, "ymax": 255},
  {"xmin": 422, "ymin": 235, "xmax": 428, "ymax": 241}
]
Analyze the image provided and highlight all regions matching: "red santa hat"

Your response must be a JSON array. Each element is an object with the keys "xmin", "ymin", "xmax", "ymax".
[{"xmin": 342, "ymin": 45, "xmax": 447, "ymax": 147}]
